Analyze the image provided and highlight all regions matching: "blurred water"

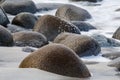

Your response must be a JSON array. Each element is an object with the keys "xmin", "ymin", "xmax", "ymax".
[
  {"xmin": 1, "ymin": 1, "xmax": 120, "ymax": 79},
  {"xmin": 33, "ymin": 0, "xmax": 120, "ymax": 36},
  {"xmin": 33, "ymin": 0, "xmax": 69, "ymax": 3},
  {"xmin": 31, "ymin": 0, "xmax": 120, "ymax": 62}
]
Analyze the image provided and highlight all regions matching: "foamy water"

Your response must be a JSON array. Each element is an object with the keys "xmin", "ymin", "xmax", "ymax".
[
  {"xmin": 0, "ymin": 1, "xmax": 120, "ymax": 80},
  {"xmin": 33, "ymin": 0, "xmax": 69, "ymax": 3},
  {"xmin": 33, "ymin": 0, "xmax": 120, "ymax": 34},
  {"xmin": 31, "ymin": 0, "xmax": 120, "ymax": 62}
]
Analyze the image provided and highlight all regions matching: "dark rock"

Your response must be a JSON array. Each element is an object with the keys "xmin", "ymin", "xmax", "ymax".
[
  {"xmin": 19, "ymin": 43, "xmax": 91, "ymax": 78},
  {"xmin": 1, "ymin": 0, "xmax": 37, "ymax": 15},
  {"xmin": 22, "ymin": 47, "xmax": 36, "ymax": 53},
  {"xmin": 36, "ymin": 3, "xmax": 64, "ymax": 12},
  {"xmin": 13, "ymin": 31, "xmax": 48, "ymax": 48},
  {"xmin": 12, "ymin": 12, "xmax": 38, "ymax": 29},
  {"xmin": 115, "ymin": 8, "xmax": 120, "ymax": 12},
  {"xmin": 0, "ymin": 7, "xmax": 10, "ymax": 26},
  {"xmin": 71, "ymin": 21, "xmax": 96, "ymax": 31},
  {"xmin": 102, "ymin": 52, "xmax": 120, "ymax": 60},
  {"xmin": 55, "ymin": 4, "xmax": 91, "ymax": 21},
  {"xmin": 54, "ymin": 32, "xmax": 101, "ymax": 57},
  {"xmin": 91, "ymin": 34, "xmax": 120, "ymax": 47},
  {"xmin": 113, "ymin": 27, "xmax": 120, "ymax": 40},
  {"xmin": 7, "ymin": 24, "xmax": 27, "ymax": 33},
  {"xmin": 0, "ymin": 25, "xmax": 13, "ymax": 46},
  {"xmin": 33, "ymin": 15, "xmax": 81, "ymax": 41},
  {"xmin": 108, "ymin": 57, "xmax": 120, "ymax": 71}
]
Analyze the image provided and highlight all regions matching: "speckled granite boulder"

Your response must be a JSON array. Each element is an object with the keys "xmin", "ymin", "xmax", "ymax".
[
  {"xmin": 19, "ymin": 43, "xmax": 91, "ymax": 78},
  {"xmin": 13, "ymin": 31, "xmax": 48, "ymax": 48},
  {"xmin": 55, "ymin": 4, "xmax": 91, "ymax": 21},
  {"xmin": 33, "ymin": 15, "xmax": 80, "ymax": 41},
  {"xmin": 54, "ymin": 33, "xmax": 101, "ymax": 56}
]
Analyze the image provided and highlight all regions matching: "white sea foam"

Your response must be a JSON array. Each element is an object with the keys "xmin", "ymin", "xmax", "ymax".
[
  {"xmin": 33, "ymin": 0, "xmax": 120, "ymax": 34},
  {"xmin": 32, "ymin": 0, "xmax": 120, "ymax": 62},
  {"xmin": 81, "ymin": 54, "xmax": 111, "ymax": 62},
  {"xmin": 32, "ymin": 0, "xmax": 69, "ymax": 3}
]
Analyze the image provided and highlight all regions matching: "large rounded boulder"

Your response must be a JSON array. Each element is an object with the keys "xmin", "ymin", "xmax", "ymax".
[
  {"xmin": 54, "ymin": 33, "xmax": 101, "ymax": 57},
  {"xmin": 69, "ymin": 0, "xmax": 102, "ymax": 2},
  {"xmin": 113, "ymin": 27, "xmax": 120, "ymax": 40},
  {"xmin": 1, "ymin": 0, "xmax": 37, "ymax": 15},
  {"xmin": 33, "ymin": 15, "xmax": 81, "ymax": 41},
  {"xmin": 12, "ymin": 12, "xmax": 38, "ymax": 29},
  {"xmin": 13, "ymin": 31, "xmax": 48, "ymax": 48},
  {"xmin": 55, "ymin": 4, "xmax": 91, "ymax": 21},
  {"xmin": 0, "ymin": 25, "xmax": 13, "ymax": 46},
  {"xmin": 19, "ymin": 43, "xmax": 91, "ymax": 78}
]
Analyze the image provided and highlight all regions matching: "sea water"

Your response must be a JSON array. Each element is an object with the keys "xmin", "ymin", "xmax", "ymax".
[
  {"xmin": 32, "ymin": 0, "xmax": 120, "ymax": 62},
  {"xmin": 33, "ymin": 0, "xmax": 120, "ymax": 36},
  {"xmin": 0, "ymin": 1, "xmax": 120, "ymax": 79}
]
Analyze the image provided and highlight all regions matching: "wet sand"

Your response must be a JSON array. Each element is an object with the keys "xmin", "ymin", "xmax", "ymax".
[{"xmin": 0, "ymin": 47, "xmax": 119, "ymax": 80}]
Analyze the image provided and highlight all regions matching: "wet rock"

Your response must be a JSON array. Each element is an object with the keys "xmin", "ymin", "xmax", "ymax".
[
  {"xmin": 115, "ymin": 8, "xmax": 120, "ymax": 12},
  {"xmin": 12, "ymin": 12, "xmax": 38, "ymax": 29},
  {"xmin": 102, "ymin": 52, "xmax": 120, "ymax": 60},
  {"xmin": 13, "ymin": 31, "xmax": 48, "ymax": 48},
  {"xmin": 22, "ymin": 47, "xmax": 36, "ymax": 53},
  {"xmin": 0, "ymin": 8, "xmax": 10, "ymax": 26},
  {"xmin": 71, "ymin": 21, "xmax": 96, "ymax": 31},
  {"xmin": 7, "ymin": 24, "xmax": 27, "ymax": 33},
  {"xmin": 113, "ymin": 27, "xmax": 120, "ymax": 40},
  {"xmin": 1, "ymin": 0, "xmax": 37, "ymax": 15},
  {"xmin": 91, "ymin": 34, "xmax": 120, "ymax": 47},
  {"xmin": 19, "ymin": 43, "xmax": 91, "ymax": 78},
  {"xmin": 36, "ymin": 3, "xmax": 64, "ymax": 12},
  {"xmin": 108, "ymin": 57, "xmax": 120, "ymax": 71},
  {"xmin": 54, "ymin": 32, "xmax": 101, "ymax": 57},
  {"xmin": 55, "ymin": 4, "xmax": 91, "ymax": 21},
  {"xmin": 33, "ymin": 15, "xmax": 80, "ymax": 41},
  {"xmin": 0, "ymin": 25, "xmax": 13, "ymax": 46}
]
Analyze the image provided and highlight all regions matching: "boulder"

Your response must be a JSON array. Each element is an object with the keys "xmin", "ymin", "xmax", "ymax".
[
  {"xmin": 19, "ymin": 43, "xmax": 91, "ymax": 78},
  {"xmin": 13, "ymin": 31, "xmax": 48, "ymax": 48},
  {"xmin": 1, "ymin": 0, "xmax": 37, "ymax": 15},
  {"xmin": 115, "ymin": 8, "xmax": 120, "ymax": 12},
  {"xmin": 12, "ymin": 12, "xmax": 38, "ymax": 29},
  {"xmin": 102, "ymin": 52, "xmax": 120, "ymax": 60},
  {"xmin": 91, "ymin": 34, "xmax": 120, "ymax": 47},
  {"xmin": 22, "ymin": 47, "xmax": 36, "ymax": 53},
  {"xmin": 54, "ymin": 33, "xmax": 101, "ymax": 56},
  {"xmin": 55, "ymin": 4, "xmax": 91, "ymax": 21},
  {"xmin": 113, "ymin": 27, "xmax": 120, "ymax": 40},
  {"xmin": 36, "ymin": 3, "xmax": 64, "ymax": 12},
  {"xmin": 108, "ymin": 57, "xmax": 120, "ymax": 71},
  {"xmin": 7, "ymin": 24, "xmax": 27, "ymax": 33},
  {"xmin": 0, "ymin": 7, "xmax": 10, "ymax": 26},
  {"xmin": 0, "ymin": 25, "xmax": 13, "ymax": 46},
  {"xmin": 71, "ymin": 21, "xmax": 96, "ymax": 31},
  {"xmin": 33, "ymin": 15, "xmax": 80, "ymax": 41}
]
